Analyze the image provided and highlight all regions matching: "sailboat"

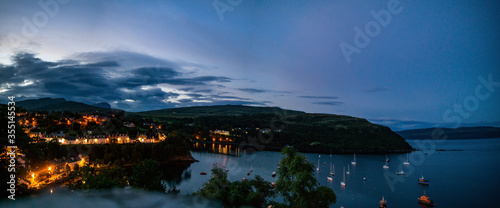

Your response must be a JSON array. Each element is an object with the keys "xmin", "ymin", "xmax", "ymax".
[
  {"xmin": 316, "ymin": 155, "xmax": 320, "ymax": 171},
  {"xmin": 351, "ymin": 153, "xmax": 357, "ymax": 165},
  {"xmin": 404, "ymin": 153, "xmax": 410, "ymax": 165},
  {"xmin": 329, "ymin": 162, "xmax": 335, "ymax": 176},
  {"xmin": 379, "ymin": 196, "xmax": 387, "ymax": 208},
  {"xmin": 346, "ymin": 164, "xmax": 351, "ymax": 175},
  {"xmin": 250, "ymin": 164, "xmax": 253, "ymax": 172},
  {"xmin": 340, "ymin": 166, "xmax": 346, "ymax": 187},
  {"xmin": 385, "ymin": 155, "xmax": 390, "ymax": 163},
  {"xmin": 383, "ymin": 161, "xmax": 389, "ymax": 169}
]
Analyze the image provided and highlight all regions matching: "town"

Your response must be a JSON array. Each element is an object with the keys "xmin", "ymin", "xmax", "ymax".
[{"xmin": 7, "ymin": 109, "xmax": 285, "ymax": 194}]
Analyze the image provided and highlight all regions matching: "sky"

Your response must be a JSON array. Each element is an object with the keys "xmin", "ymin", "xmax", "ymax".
[{"xmin": 0, "ymin": 0, "xmax": 499, "ymax": 130}]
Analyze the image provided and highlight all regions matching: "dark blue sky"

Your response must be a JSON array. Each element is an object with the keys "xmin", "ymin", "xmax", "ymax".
[{"xmin": 1, "ymin": 0, "xmax": 499, "ymax": 130}]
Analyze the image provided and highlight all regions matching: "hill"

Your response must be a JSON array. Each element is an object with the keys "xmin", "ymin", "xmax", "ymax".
[
  {"xmin": 134, "ymin": 105, "xmax": 413, "ymax": 153},
  {"xmin": 397, "ymin": 127, "xmax": 500, "ymax": 140},
  {"xmin": 17, "ymin": 98, "xmax": 120, "ymax": 113},
  {"xmin": 135, "ymin": 104, "xmax": 305, "ymax": 118}
]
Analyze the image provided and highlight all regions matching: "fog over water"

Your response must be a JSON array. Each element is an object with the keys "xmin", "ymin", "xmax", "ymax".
[{"xmin": 1, "ymin": 188, "xmax": 226, "ymax": 208}]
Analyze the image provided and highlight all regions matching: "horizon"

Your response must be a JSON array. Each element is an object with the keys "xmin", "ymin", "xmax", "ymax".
[{"xmin": 1, "ymin": 0, "xmax": 499, "ymax": 131}]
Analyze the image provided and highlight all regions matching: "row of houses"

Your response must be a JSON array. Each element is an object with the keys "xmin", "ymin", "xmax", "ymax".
[
  {"xmin": 60, "ymin": 133, "xmax": 161, "ymax": 144},
  {"xmin": 29, "ymin": 132, "xmax": 164, "ymax": 145}
]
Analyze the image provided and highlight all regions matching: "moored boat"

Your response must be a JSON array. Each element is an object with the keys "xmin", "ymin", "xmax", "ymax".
[
  {"xmin": 404, "ymin": 153, "xmax": 410, "ymax": 165},
  {"xmin": 200, "ymin": 172, "xmax": 207, "ymax": 175},
  {"xmin": 351, "ymin": 153, "xmax": 357, "ymax": 165},
  {"xmin": 379, "ymin": 196, "xmax": 387, "ymax": 208},
  {"xmin": 417, "ymin": 192, "xmax": 435, "ymax": 206},
  {"xmin": 330, "ymin": 162, "xmax": 335, "ymax": 176},
  {"xmin": 272, "ymin": 172, "xmax": 276, "ymax": 177},
  {"xmin": 396, "ymin": 170, "xmax": 405, "ymax": 175},
  {"xmin": 316, "ymin": 155, "xmax": 320, "ymax": 171},
  {"xmin": 418, "ymin": 175, "xmax": 429, "ymax": 185},
  {"xmin": 340, "ymin": 166, "xmax": 346, "ymax": 187}
]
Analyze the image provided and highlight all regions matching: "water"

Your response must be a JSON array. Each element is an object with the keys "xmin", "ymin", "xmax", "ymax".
[
  {"xmin": 8, "ymin": 139, "xmax": 500, "ymax": 207},
  {"xmin": 169, "ymin": 139, "xmax": 500, "ymax": 207}
]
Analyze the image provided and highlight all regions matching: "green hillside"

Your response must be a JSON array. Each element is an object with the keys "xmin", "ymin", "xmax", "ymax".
[
  {"xmin": 135, "ymin": 104, "xmax": 305, "ymax": 118},
  {"xmin": 135, "ymin": 105, "xmax": 413, "ymax": 153}
]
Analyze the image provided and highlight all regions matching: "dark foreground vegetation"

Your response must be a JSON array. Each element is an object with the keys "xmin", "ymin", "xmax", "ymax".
[{"xmin": 194, "ymin": 147, "xmax": 336, "ymax": 208}]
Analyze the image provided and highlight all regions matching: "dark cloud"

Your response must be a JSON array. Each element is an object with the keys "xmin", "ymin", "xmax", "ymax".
[
  {"xmin": 362, "ymin": 87, "xmax": 388, "ymax": 93},
  {"xmin": 238, "ymin": 88, "xmax": 267, "ymax": 93},
  {"xmin": 298, "ymin": 95, "xmax": 338, "ymax": 99},
  {"xmin": 0, "ymin": 52, "xmax": 268, "ymax": 111},
  {"xmin": 237, "ymin": 88, "xmax": 291, "ymax": 94},
  {"xmin": 312, "ymin": 101, "xmax": 344, "ymax": 106},
  {"xmin": 83, "ymin": 61, "xmax": 120, "ymax": 67}
]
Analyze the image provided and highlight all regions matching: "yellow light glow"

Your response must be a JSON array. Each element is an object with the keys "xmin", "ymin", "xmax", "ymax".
[
  {"xmin": 48, "ymin": 167, "xmax": 51, "ymax": 171},
  {"xmin": 32, "ymin": 173, "xmax": 35, "ymax": 178}
]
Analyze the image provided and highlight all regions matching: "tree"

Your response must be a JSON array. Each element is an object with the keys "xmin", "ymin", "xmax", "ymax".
[
  {"xmin": 196, "ymin": 167, "xmax": 275, "ymax": 208},
  {"xmin": 197, "ymin": 167, "xmax": 230, "ymax": 200},
  {"xmin": 273, "ymin": 147, "xmax": 336, "ymax": 208},
  {"xmin": 130, "ymin": 159, "xmax": 165, "ymax": 191}
]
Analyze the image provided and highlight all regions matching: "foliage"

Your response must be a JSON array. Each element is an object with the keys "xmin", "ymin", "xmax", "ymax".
[
  {"xmin": 129, "ymin": 159, "xmax": 165, "ymax": 191},
  {"xmin": 67, "ymin": 164, "xmax": 127, "ymax": 190},
  {"xmin": 273, "ymin": 146, "xmax": 336, "ymax": 208},
  {"xmin": 195, "ymin": 167, "xmax": 275, "ymax": 208}
]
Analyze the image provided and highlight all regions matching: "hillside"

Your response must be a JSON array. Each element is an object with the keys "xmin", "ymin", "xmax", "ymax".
[
  {"xmin": 135, "ymin": 104, "xmax": 305, "ymax": 118},
  {"xmin": 397, "ymin": 127, "xmax": 500, "ymax": 140},
  {"xmin": 17, "ymin": 98, "xmax": 119, "ymax": 113},
  {"xmin": 135, "ymin": 105, "xmax": 413, "ymax": 153}
]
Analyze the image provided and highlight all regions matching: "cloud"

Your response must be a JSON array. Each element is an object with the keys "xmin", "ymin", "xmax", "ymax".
[
  {"xmin": 0, "ymin": 51, "xmax": 268, "ymax": 111},
  {"xmin": 312, "ymin": 101, "xmax": 344, "ymax": 106},
  {"xmin": 362, "ymin": 87, "xmax": 388, "ymax": 93},
  {"xmin": 237, "ymin": 88, "xmax": 291, "ymax": 94},
  {"xmin": 238, "ymin": 88, "xmax": 267, "ymax": 93},
  {"xmin": 298, "ymin": 95, "xmax": 338, "ymax": 99}
]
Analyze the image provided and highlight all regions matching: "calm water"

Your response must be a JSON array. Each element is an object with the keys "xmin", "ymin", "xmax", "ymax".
[
  {"xmin": 7, "ymin": 139, "xmax": 500, "ymax": 207},
  {"xmin": 168, "ymin": 139, "xmax": 500, "ymax": 208}
]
